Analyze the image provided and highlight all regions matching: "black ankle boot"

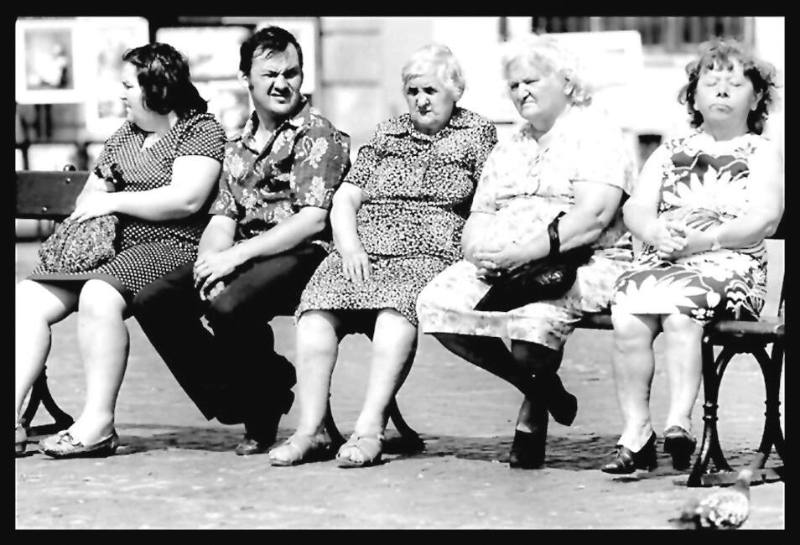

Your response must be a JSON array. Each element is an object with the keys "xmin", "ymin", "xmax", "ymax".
[
  {"xmin": 600, "ymin": 432, "xmax": 657, "ymax": 474},
  {"xmin": 663, "ymin": 426, "xmax": 696, "ymax": 470},
  {"xmin": 508, "ymin": 419, "xmax": 548, "ymax": 469}
]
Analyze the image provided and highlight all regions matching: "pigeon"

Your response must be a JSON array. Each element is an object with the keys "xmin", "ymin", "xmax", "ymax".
[{"xmin": 670, "ymin": 468, "xmax": 753, "ymax": 530}]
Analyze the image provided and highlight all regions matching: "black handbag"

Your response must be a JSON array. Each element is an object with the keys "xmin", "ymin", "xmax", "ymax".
[{"xmin": 474, "ymin": 212, "xmax": 593, "ymax": 312}]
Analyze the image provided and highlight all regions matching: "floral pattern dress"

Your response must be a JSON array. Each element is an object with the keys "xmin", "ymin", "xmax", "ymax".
[
  {"xmin": 296, "ymin": 107, "xmax": 498, "ymax": 330},
  {"xmin": 417, "ymin": 106, "xmax": 636, "ymax": 350},
  {"xmin": 611, "ymin": 130, "xmax": 770, "ymax": 323}
]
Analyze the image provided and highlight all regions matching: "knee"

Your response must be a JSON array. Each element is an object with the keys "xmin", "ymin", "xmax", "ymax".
[
  {"xmin": 662, "ymin": 313, "xmax": 703, "ymax": 339},
  {"xmin": 79, "ymin": 280, "xmax": 125, "ymax": 319},
  {"xmin": 512, "ymin": 341, "xmax": 562, "ymax": 375},
  {"xmin": 611, "ymin": 311, "xmax": 656, "ymax": 347},
  {"xmin": 297, "ymin": 313, "xmax": 339, "ymax": 358}
]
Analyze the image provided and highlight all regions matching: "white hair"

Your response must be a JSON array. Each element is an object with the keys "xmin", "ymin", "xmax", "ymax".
[
  {"xmin": 401, "ymin": 44, "xmax": 466, "ymax": 102},
  {"xmin": 501, "ymin": 34, "xmax": 592, "ymax": 106}
]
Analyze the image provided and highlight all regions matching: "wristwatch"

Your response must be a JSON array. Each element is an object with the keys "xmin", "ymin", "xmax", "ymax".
[{"xmin": 710, "ymin": 233, "xmax": 722, "ymax": 251}]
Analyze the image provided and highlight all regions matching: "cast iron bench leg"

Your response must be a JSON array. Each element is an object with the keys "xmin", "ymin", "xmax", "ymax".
[
  {"xmin": 20, "ymin": 369, "xmax": 74, "ymax": 436},
  {"xmin": 753, "ymin": 341, "xmax": 785, "ymax": 473},
  {"xmin": 688, "ymin": 341, "xmax": 734, "ymax": 487}
]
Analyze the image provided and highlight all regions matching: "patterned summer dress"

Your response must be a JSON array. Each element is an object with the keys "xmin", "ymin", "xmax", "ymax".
[
  {"xmin": 417, "ymin": 106, "xmax": 636, "ymax": 350},
  {"xmin": 296, "ymin": 107, "xmax": 498, "ymax": 330},
  {"xmin": 611, "ymin": 130, "xmax": 771, "ymax": 323},
  {"xmin": 29, "ymin": 112, "xmax": 226, "ymax": 299}
]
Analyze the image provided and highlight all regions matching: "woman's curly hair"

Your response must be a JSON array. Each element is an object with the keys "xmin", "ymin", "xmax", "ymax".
[
  {"xmin": 122, "ymin": 42, "xmax": 207, "ymax": 118},
  {"xmin": 678, "ymin": 38, "xmax": 779, "ymax": 135}
]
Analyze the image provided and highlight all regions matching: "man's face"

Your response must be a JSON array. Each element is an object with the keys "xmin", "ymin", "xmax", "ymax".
[{"xmin": 243, "ymin": 44, "xmax": 303, "ymax": 121}]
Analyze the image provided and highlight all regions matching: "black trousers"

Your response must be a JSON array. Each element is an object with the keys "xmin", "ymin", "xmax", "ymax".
[{"xmin": 132, "ymin": 243, "xmax": 327, "ymax": 428}]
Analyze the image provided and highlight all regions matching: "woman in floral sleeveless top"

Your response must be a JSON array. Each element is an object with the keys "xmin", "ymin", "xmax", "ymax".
[{"xmin": 603, "ymin": 39, "xmax": 784, "ymax": 475}]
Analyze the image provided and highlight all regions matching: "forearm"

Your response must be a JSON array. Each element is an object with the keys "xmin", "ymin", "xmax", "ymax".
[
  {"xmin": 198, "ymin": 219, "xmax": 235, "ymax": 256},
  {"xmin": 461, "ymin": 213, "xmax": 496, "ymax": 260},
  {"xmin": 331, "ymin": 201, "xmax": 363, "ymax": 252},
  {"xmin": 708, "ymin": 212, "xmax": 781, "ymax": 250},
  {"xmin": 230, "ymin": 212, "xmax": 325, "ymax": 264},
  {"xmin": 108, "ymin": 186, "xmax": 202, "ymax": 221},
  {"xmin": 622, "ymin": 200, "xmax": 661, "ymax": 243}
]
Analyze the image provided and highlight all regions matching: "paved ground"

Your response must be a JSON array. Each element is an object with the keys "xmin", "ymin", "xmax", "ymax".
[{"xmin": 14, "ymin": 240, "xmax": 785, "ymax": 529}]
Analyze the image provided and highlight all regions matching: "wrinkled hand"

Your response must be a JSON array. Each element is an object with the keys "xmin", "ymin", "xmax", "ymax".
[
  {"xmin": 656, "ymin": 227, "xmax": 707, "ymax": 260},
  {"xmin": 193, "ymin": 249, "xmax": 242, "ymax": 295},
  {"xmin": 69, "ymin": 192, "xmax": 116, "ymax": 223},
  {"xmin": 647, "ymin": 218, "xmax": 687, "ymax": 258},
  {"xmin": 473, "ymin": 242, "xmax": 532, "ymax": 281},
  {"xmin": 340, "ymin": 245, "xmax": 372, "ymax": 283}
]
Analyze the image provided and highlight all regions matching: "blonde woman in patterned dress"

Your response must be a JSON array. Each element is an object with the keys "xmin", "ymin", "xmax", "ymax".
[
  {"xmin": 15, "ymin": 43, "xmax": 225, "ymax": 458},
  {"xmin": 602, "ymin": 39, "xmax": 783, "ymax": 474},
  {"xmin": 268, "ymin": 44, "xmax": 497, "ymax": 467},
  {"xmin": 416, "ymin": 35, "xmax": 636, "ymax": 469}
]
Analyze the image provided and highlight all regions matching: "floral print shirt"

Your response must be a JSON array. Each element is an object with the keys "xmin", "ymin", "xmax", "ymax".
[{"xmin": 209, "ymin": 101, "xmax": 351, "ymax": 245}]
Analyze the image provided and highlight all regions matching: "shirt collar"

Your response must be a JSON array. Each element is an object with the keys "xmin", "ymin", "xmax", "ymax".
[
  {"xmin": 239, "ymin": 99, "xmax": 313, "ymax": 144},
  {"xmin": 382, "ymin": 107, "xmax": 477, "ymax": 137}
]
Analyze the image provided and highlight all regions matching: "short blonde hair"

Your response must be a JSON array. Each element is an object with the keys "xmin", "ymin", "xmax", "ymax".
[
  {"xmin": 401, "ymin": 44, "xmax": 466, "ymax": 102},
  {"xmin": 501, "ymin": 34, "xmax": 592, "ymax": 106}
]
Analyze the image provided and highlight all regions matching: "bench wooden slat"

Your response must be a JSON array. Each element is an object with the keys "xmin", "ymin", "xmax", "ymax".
[
  {"xmin": 16, "ymin": 170, "xmax": 89, "ymax": 219},
  {"xmin": 708, "ymin": 317, "xmax": 784, "ymax": 338}
]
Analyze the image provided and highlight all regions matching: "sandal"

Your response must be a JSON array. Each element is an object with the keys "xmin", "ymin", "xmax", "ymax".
[
  {"xmin": 15, "ymin": 424, "xmax": 27, "ymax": 457},
  {"xmin": 268, "ymin": 433, "xmax": 334, "ymax": 466},
  {"xmin": 39, "ymin": 429, "xmax": 120, "ymax": 459},
  {"xmin": 336, "ymin": 433, "xmax": 384, "ymax": 468}
]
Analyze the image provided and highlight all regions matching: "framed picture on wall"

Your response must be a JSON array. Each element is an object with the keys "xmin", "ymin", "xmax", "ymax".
[
  {"xmin": 15, "ymin": 18, "xmax": 83, "ymax": 104},
  {"xmin": 155, "ymin": 26, "xmax": 251, "ymax": 80},
  {"xmin": 195, "ymin": 80, "xmax": 252, "ymax": 138},
  {"xmin": 78, "ymin": 17, "xmax": 150, "ymax": 140}
]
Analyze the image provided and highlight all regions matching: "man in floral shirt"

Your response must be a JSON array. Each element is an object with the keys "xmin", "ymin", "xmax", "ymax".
[{"xmin": 134, "ymin": 26, "xmax": 350, "ymax": 455}]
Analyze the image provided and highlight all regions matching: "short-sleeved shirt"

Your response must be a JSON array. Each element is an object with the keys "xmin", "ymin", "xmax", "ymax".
[
  {"xmin": 470, "ymin": 105, "xmax": 635, "ymax": 261},
  {"xmin": 208, "ymin": 101, "xmax": 351, "ymax": 246}
]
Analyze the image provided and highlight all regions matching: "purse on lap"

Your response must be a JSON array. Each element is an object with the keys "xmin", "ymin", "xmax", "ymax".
[
  {"xmin": 474, "ymin": 212, "xmax": 593, "ymax": 312},
  {"xmin": 36, "ymin": 164, "xmax": 122, "ymax": 274}
]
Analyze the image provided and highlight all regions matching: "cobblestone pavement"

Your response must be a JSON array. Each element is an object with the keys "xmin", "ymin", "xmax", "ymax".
[{"xmin": 14, "ymin": 241, "xmax": 785, "ymax": 529}]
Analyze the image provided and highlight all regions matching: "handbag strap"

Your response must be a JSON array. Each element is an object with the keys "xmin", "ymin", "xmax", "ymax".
[{"xmin": 547, "ymin": 211, "xmax": 567, "ymax": 258}]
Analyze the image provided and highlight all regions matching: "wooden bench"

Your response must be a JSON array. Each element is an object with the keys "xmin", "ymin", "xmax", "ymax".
[
  {"xmin": 15, "ymin": 167, "xmax": 422, "ymax": 452},
  {"xmin": 16, "ymin": 168, "xmax": 785, "ymax": 484}
]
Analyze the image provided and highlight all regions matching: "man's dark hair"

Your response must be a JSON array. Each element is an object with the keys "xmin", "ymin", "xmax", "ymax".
[
  {"xmin": 122, "ymin": 42, "xmax": 207, "ymax": 118},
  {"xmin": 239, "ymin": 26, "xmax": 304, "ymax": 75}
]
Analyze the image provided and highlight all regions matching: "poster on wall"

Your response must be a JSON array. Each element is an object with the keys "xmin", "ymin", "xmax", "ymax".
[
  {"xmin": 195, "ymin": 80, "xmax": 252, "ymax": 138},
  {"xmin": 15, "ymin": 18, "xmax": 83, "ymax": 104},
  {"xmin": 155, "ymin": 26, "xmax": 251, "ymax": 80},
  {"xmin": 78, "ymin": 17, "xmax": 150, "ymax": 140}
]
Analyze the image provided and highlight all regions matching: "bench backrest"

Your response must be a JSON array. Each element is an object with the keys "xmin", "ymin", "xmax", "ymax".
[{"xmin": 16, "ymin": 169, "xmax": 89, "ymax": 220}]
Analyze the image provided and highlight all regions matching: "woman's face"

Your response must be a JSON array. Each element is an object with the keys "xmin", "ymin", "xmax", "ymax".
[
  {"xmin": 120, "ymin": 62, "xmax": 155, "ymax": 128},
  {"xmin": 693, "ymin": 58, "xmax": 759, "ymax": 129},
  {"xmin": 404, "ymin": 68, "xmax": 455, "ymax": 135},
  {"xmin": 507, "ymin": 58, "xmax": 570, "ymax": 126}
]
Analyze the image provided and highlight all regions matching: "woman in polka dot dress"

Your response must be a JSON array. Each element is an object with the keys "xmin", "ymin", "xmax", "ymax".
[
  {"xmin": 268, "ymin": 45, "xmax": 497, "ymax": 468},
  {"xmin": 15, "ymin": 43, "xmax": 226, "ymax": 459}
]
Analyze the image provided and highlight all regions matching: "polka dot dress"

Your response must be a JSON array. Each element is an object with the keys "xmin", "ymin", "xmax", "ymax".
[
  {"xmin": 29, "ymin": 112, "xmax": 226, "ymax": 299},
  {"xmin": 296, "ymin": 107, "xmax": 497, "ymax": 328}
]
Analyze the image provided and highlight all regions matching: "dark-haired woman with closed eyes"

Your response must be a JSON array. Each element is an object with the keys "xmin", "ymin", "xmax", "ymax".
[{"xmin": 15, "ymin": 42, "xmax": 226, "ymax": 459}]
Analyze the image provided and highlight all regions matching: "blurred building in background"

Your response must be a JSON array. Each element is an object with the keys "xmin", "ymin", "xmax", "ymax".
[{"xmin": 16, "ymin": 16, "xmax": 784, "ymax": 173}]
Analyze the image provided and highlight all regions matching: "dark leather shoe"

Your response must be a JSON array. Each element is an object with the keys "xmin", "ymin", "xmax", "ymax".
[
  {"xmin": 508, "ymin": 423, "xmax": 547, "ymax": 469},
  {"xmin": 235, "ymin": 435, "xmax": 272, "ymax": 456},
  {"xmin": 600, "ymin": 432, "xmax": 657, "ymax": 474},
  {"xmin": 549, "ymin": 390, "xmax": 578, "ymax": 426},
  {"xmin": 663, "ymin": 426, "xmax": 696, "ymax": 470}
]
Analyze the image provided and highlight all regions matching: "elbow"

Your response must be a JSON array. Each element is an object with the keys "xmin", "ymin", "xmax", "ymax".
[
  {"xmin": 175, "ymin": 196, "xmax": 206, "ymax": 217},
  {"xmin": 761, "ymin": 217, "xmax": 781, "ymax": 239}
]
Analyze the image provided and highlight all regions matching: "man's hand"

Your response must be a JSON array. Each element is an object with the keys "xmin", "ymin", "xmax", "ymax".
[{"xmin": 193, "ymin": 248, "xmax": 244, "ymax": 294}]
